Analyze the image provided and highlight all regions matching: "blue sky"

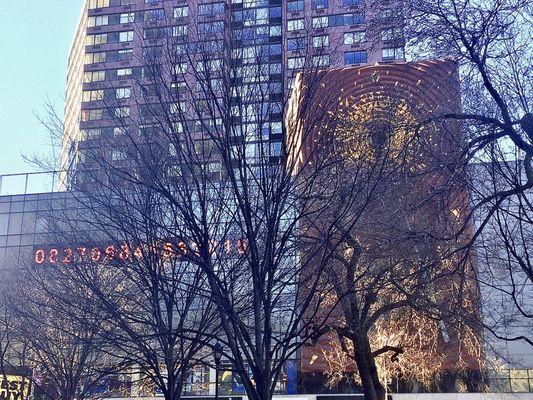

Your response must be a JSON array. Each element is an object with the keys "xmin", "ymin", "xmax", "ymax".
[{"xmin": 0, "ymin": 1, "xmax": 84, "ymax": 176}]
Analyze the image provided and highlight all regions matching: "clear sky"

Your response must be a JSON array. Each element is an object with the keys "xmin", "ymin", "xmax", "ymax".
[{"xmin": 0, "ymin": 0, "xmax": 84, "ymax": 176}]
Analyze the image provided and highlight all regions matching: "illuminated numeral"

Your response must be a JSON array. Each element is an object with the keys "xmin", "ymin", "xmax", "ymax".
[
  {"xmin": 237, "ymin": 239, "xmax": 248, "ymax": 255},
  {"xmin": 35, "ymin": 249, "xmax": 45, "ymax": 265},
  {"xmin": 78, "ymin": 247, "xmax": 88, "ymax": 261},
  {"xmin": 191, "ymin": 241, "xmax": 201, "ymax": 256},
  {"xmin": 177, "ymin": 242, "xmax": 188, "ymax": 257},
  {"xmin": 149, "ymin": 243, "xmax": 159, "ymax": 257},
  {"xmin": 91, "ymin": 247, "xmax": 101, "ymax": 262},
  {"xmin": 105, "ymin": 245, "xmax": 116, "ymax": 261},
  {"xmin": 162, "ymin": 242, "xmax": 174, "ymax": 259},
  {"xmin": 209, "ymin": 240, "xmax": 218, "ymax": 255},
  {"xmin": 49, "ymin": 249, "xmax": 59, "ymax": 264},
  {"xmin": 133, "ymin": 246, "xmax": 143, "ymax": 260},
  {"xmin": 63, "ymin": 248, "xmax": 73, "ymax": 263},
  {"xmin": 119, "ymin": 243, "xmax": 131, "ymax": 261}
]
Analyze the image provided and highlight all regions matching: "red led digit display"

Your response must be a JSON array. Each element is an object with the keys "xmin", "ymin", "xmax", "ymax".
[
  {"xmin": 78, "ymin": 247, "xmax": 88, "ymax": 261},
  {"xmin": 91, "ymin": 247, "xmax": 101, "ymax": 262},
  {"xmin": 35, "ymin": 249, "xmax": 46, "ymax": 265},
  {"xmin": 105, "ymin": 245, "xmax": 116, "ymax": 261},
  {"xmin": 133, "ymin": 246, "xmax": 143, "ymax": 260},
  {"xmin": 119, "ymin": 243, "xmax": 131, "ymax": 261},
  {"xmin": 162, "ymin": 242, "xmax": 174, "ymax": 259},
  {"xmin": 33, "ymin": 238, "xmax": 247, "ymax": 266},
  {"xmin": 49, "ymin": 249, "xmax": 59, "ymax": 264},
  {"xmin": 63, "ymin": 248, "xmax": 73, "ymax": 263}
]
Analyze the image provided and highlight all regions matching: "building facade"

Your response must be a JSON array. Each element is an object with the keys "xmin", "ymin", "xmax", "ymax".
[
  {"xmin": 470, "ymin": 162, "xmax": 533, "ymax": 393},
  {"xmin": 63, "ymin": 0, "xmax": 404, "ymax": 181}
]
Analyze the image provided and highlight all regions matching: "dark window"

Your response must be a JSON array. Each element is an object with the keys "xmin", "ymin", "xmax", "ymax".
[
  {"xmin": 142, "ymin": 85, "xmax": 157, "ymax": 97},
  {"xmin": 198, "ymin": 21, "xmax": 224, "ymax": 35},
  {"xmin": 269, "ymin": 6, "xmax": 282, "ymax": 18},
  {"xmin": 144, "ymin": 9, "xmax": 165, "ymax": 21},
  {"xmin": 342, "ymin": 0, "xmax": 362, "ymax": 6},
  {"xmin": 270, "ymin": 44, "xmax": 282, "ymax": 55},
  {"xmin": 233, "ymin": 11, "xmax": 243, "ymax": 22},
  {"xmin": 287, "ymin": 0, "xmax": 304, "ymax": 12},
  {"xmin": 312, "ymin": 0, "xmax": 328, "ymax": 9},
  {"xmin": 140, "ymin": 124, "xmax": 161, "ymax": 137},
  {"xmin": 330, "ymin": 13, "xmax": 365, "ymax": 26},
  {"xmin": 117, "ymin": 49, "xmax": 133, "ymax": 61},
  {"xmin": 198, "ymin": 2, "xmax": 225, "ymax": 15},
  {"xmin": 143, "ymin": 46, "xmax": 162, "ymax": 60},
  {"xmin": 144, "ymin": 27, "xmax": 168, "ymax": 40},
  {"xmin": 288, "ymin": 37, "xmax": 305, "ymax": 50},
  {"xmin": 344, "ymin": 50, "xmax": 367, "ymax": 64}
]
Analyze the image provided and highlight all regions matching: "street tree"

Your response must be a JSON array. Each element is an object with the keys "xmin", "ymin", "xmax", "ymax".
[{"xmin": 398, "ymin": 0, "xmax": 533, "ymax": 346}]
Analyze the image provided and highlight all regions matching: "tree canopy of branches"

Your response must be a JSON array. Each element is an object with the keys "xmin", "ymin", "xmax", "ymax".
[
  {"xmin": 287, "ymin": 62, "xmax": 484, "ymax": 400},
  {"xmin": 398, "ymin": 0, "xmax": 532, "ymax": 348},
  {"xmin": 29, "ymin": 14, "xmax": 349, "ymax": 400}
]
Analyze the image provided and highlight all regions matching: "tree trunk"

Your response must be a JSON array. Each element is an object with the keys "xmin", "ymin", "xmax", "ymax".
[
  {"xmin": 253, "ymin": 371, "xmax": 273, "ymax": 400},
  {"xmin": 353, "ymin": 333, "xmax": 386, "ymax": 400}
]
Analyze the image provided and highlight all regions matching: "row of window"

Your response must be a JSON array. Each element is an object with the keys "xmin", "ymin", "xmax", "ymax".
[
  {"xmin": 232, "ymin": 7, "xmax": 279, "ymax": 25},
  {"xmin": 82, "ymin": 87, "xmax": 131, "ymax": 102},
  {"xmin": 87, "ymin": 4, "xmax": 228, "ymax": 28},
  {"xmin": 234, "ymin": 25, "xmax": 282, "ymax": 44},
  {"xmin": 81, "ymin": 106, "xmax": 131, "ymax": 121},
  {"xmin": 92, "ymin": 0, "xmax": 363, "ymax": 10},
  {"xmin": 85, "ymin": 48, "xmax": 133, "ymax": 64},
  {"xmin": 83, "ymin": 79, "xmax": 287, "ymax": 105},
  {"xmin": 84, "ymin": 49, "xmax": 402, "ymax": 86},
  {"xmin": 81, "ymin": 142, "xmax": 281, "ymax": 165},
  {"xmin": 88, "ymin": 0, "xmax": 160, "ymax": 9},
  {"xmin": 287, "ymin": 47, "xmax": 403, "ymax": 67},
  {"xmin": 87, "ymin": 10, "xmax": 161, "ymax": 27},
  {"xmin": 286, "ymin": 0, "xmax": 361, "ymax": 12},
  {"xmin": 82, "ymin": 120, "xmax": 283, "ymax": 141},
  {"xmin": 88, "ymin": 22, "xmax": 400, "ymax": 49},
  {"xmin": 82, "ymin": 98, "xmax": 287, "ymax": 122},
  {"xmin": 84, "ymin": 66, "xmax": 167, "ymax": 82},
  {"xmin": 287, "ymin": 13, "xmax": 365, "ymax": 31},
  {"xmin": 85, "ymin": 22, "xmax": 214, "ymax": 46},
  {"xmin": 86, "ymin": 30, "xmax": 134, "ymax": 45},
  {"xmin": 287, "ymin": 31, "xmax": 364, "ymax": 50},
  {"xmin": 85, "ymin": 59, "xmax": 285, "ymax": 83},
  {"xmin": 82, "ymin": 145, "xmax": 281, "ymax": 165},
  {"xmin": 89, "ymin": 28, "xmax": 399, "ymax": 51},
  {"xmin": 85, "ymin": 41, "xmax": 219, "ymax": 65},
  {"xmin": 86, "ymin": 36, "xmax": 399, "ymax": 68}
]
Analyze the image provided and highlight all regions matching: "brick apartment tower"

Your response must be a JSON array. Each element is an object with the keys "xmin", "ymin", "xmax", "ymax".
[{"xmin": 62, "ymin": 0, "xmax": 404, "ymax": 183}]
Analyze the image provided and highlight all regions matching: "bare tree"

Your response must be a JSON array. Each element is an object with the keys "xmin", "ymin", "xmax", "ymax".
[
  {"xmin": 0, "ymin": 284, "xmax": 31, "ymax": 400},
  {"xmin": 469, "ymin": 159, "xmax": 532, "ymax": 348},
  {"xmin": 0, "ymin": 264, "xmax": 115, "ymax": 400},
  {"xmin": 27, "ymin": 3, "xmax": 508, "ymax": 399},
  {"xmin": 26, "ymin": 183, "xmax": 220, "ymax": 400},
  {"xmin": 398, "ymin": 0, "xmax": 533, "ymax": 348},
  {"xmin": 287, "ymin": 62, "xmax": 484, "ymax": 400},
  {"xmin": 57, "ymin": 12, "xmax": 359, "ymax": 400},
  {"xmin": 13, "ymin": 296, "xmax": 117, "ymax": 400}
]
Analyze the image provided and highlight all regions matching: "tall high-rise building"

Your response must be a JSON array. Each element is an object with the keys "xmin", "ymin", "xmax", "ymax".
[{"xmin": 62, "ymin": 0, "xmax": 404, "ymax": 182}]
